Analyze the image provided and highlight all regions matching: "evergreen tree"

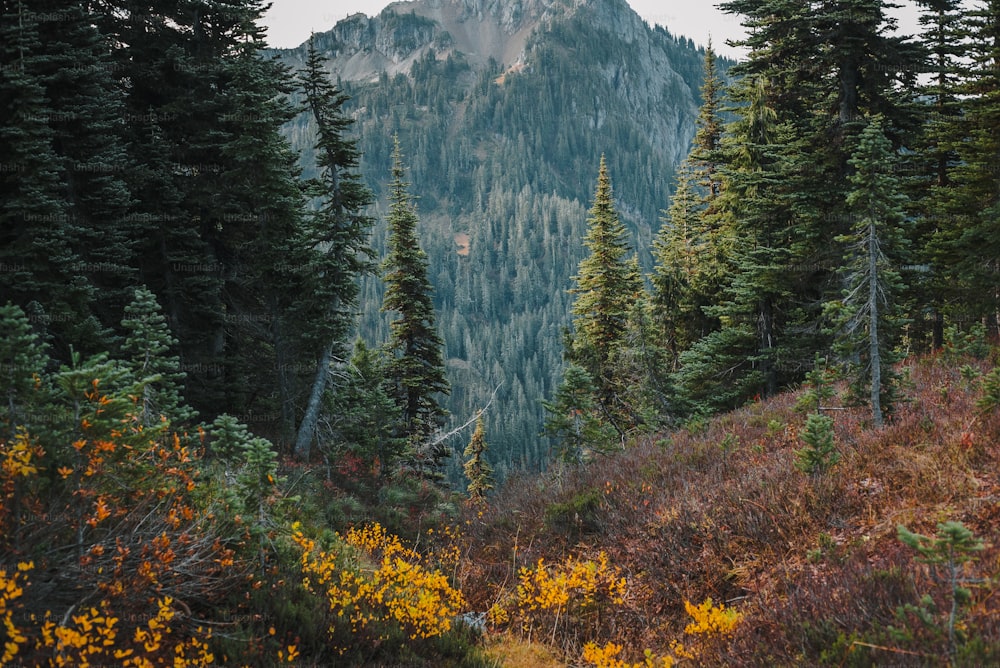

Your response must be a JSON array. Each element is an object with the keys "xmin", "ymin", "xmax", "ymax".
[
  {"xmin": 463, "ymin": 413, "xmax": 494, "ymax": 503},
  {"xmin": 674, "ymin": 0, "xmax": 922, "ymax": 415},
  {"xmin": 672, "ymin": 75, "xmax": 800, "ymax": 413},
  {"xmin": 103, "ymin": 0, "xmax": 298, "ymax": 418},
  {"xmin": 214, "ymin": 18, "xmax": 311, "ymax": 442},
  {"xmin": 0, "ymin": 0, "xmax": 101, "ymax": 353},
  {"xmin": 325, "ymin": 339, "xmax": 407, "ymax": 475},
  {"xmin": 564, "ymin": 156, "xmax": 643, "ymax": 439},
  {"xmin": 608, "ymin": 294, "xmax": 673, "ymax": 429},
  {"xmin": 292, "ymin": 37, "xmax": 375, "ymax": 459},
  {"xmin": 829, "ymin": 117, "xmax": 909, "ymax": 426},
  {"xmin": 382, "ymin": 137, "xmax": 450, "ymax": 470},
  {"xmin": 542, "ymin": 364, "xmax": 616, "ymax": 463},
  {"xmin": 928, "ymin": 1, "xmax": 1000, "ymax": 335},
  {"xmin": 0, "ymin": 303, "xmax": 49, "ymax": 439},
  {"xmin": 903, "ymin": 1, "xmax": 966, "ymax": 350},
  {"xmin": 34, "ymin": 0, "xmax": 136, "ymax": 330},
  {"xmin": 120, "ymin": 286, "xmax": 195, "ymax": 427},
  {"xmin": 652, "ymin": 44, "xmax": 727, "ymax": 368}
]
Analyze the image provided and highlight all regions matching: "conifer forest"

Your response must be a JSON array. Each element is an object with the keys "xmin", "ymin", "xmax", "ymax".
[{"xmin": 1, "ymin": 0, "xmax": 999, "ymax": 665}]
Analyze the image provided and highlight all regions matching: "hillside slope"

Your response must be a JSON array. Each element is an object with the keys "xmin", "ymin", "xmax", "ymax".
[{"xmin": 453, "ymin": 351, "xmax": 1000, "ymax": 665}]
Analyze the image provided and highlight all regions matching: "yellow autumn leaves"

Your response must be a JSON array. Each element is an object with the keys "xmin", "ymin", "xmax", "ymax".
[
  {"xmin": 582, "ymin": 598, "xmax": 743, "ymax": 667},
  {"xmin": 1, "ymin": 563, "xmax": 214, "ymax": 667},
  {"xmin": 293, "ymin": 522, "xmax": 465, "ymax": 644}
]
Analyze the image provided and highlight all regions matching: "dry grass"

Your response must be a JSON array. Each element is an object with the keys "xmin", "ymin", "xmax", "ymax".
[{"xmin": 454, "ymin": 353, "xmax": 1000, "ymax": 666}]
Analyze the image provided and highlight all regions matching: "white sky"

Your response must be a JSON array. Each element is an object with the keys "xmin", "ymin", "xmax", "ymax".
[{"xmin": 262, "ymin": 1, "xmax": 929, "ymax": 60}]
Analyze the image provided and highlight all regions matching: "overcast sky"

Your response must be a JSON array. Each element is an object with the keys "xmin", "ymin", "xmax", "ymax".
[{"xmin": 262, "ymin": 1, "xmax": 929, "ymax": 59}]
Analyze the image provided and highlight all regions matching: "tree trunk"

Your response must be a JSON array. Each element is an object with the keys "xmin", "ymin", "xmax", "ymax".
[
  {"xmin": 869, "ymin": 221, "xmax": 883, "ymax": 427},
  {"xmin": 760, "ymin": 296, "xmax": 776, "ymax": 397},
  {"xmin": 293, "ymin": 343, "xmax": 332, "ymax": 460}
]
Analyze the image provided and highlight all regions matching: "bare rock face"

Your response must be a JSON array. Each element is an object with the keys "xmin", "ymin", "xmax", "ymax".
[
  {"xmin": 291, "ymin": 0, "xmax": 644, "ymax": 80},
  {"xmin": 279, "ymin": 0, "xmax": 703, "ymax": 165}
]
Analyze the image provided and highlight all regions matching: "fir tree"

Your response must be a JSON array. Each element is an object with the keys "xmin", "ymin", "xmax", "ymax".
[
  {"xmin": 326, "ymin": 339, "xmax": 407, "ymax": 475},
  {"xmin": 794, "ymin": 412, "xmax": 839, "ymax": 476},
  {"xmin": 0, "ymin": 303, "xmax": 49, "ymax": 439},
  {"xmin": 906, "ymin": 0, "xmax": 965, "ymax": 349},
  {"xmin": 34, "ymin": 0, "xmax": 136, "ymax": 329},
  {"xmin": 672, "ymin": 75, "xmax": 799, "ymax": 412},
  {"xmin": 0, "ymin": 0, "xmax": 101, "ymax": 353},
  {"xmin": 382, "ymin": 137, "xmax": 450, "ymax": 470},
  {"xmin": 829, "ymin": 117, "xmax": 909, "ymax": 426},
  {"xmin": 542, "ymin": 364, "xmax": 616, "ymax": 463},
  {"xmin": 929, "ymin": 1, "xmax": 1000, "ymax": 335},
  {"xmin": 652, "ymin": 44, "xmax": 728, "ymax": 368},
  {"xmin": 104, "ymin": 0, "xmax": 291, "ymax": 417},
  {"xmin": 292, "ymin": 37, "xmax": 375, "ymax": 459},
  {"xmin": 564, "ymin": 156, "xmax": 643, "ymax": 439},
  {"xmin": 463, "ymin": 413, "xmax": 494, "ymax": 504},
  {"xmin": 214, "ymin": 19, "xmax": 311, "ymax": 441},
  {"xmin": 120, "ymin": 286, "xmax": 195, "ymax": 427}
]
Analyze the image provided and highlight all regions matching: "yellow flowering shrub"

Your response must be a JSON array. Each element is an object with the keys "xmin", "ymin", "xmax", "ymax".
[
  {"xmin": 579, "ymin": 598, "xmax": 742, "ymax": 667},
  {"xmin": 500, "ymin": 551, "xmax": 627, "ymax": 639},
  {"xmin": 0, "ymin": 429, "xmax": 43, "ymax": 531},
  {"xmin": 581, "ymin": 641, "xmax": 678, "ymax": 667},
  {"xmin": 683, "ymin": 597, "xmax": 742, "ymax": 636},
  {"xmin": 293, "ymin": 522, "xmax": 465, "ymax": 647},
  {"xmin": 1, "ymin": 562, "xmax": 214, "ymax": 667},
  {"xmin": 1, "ymin": 562, "xmax": 32, "ymax": 663}
]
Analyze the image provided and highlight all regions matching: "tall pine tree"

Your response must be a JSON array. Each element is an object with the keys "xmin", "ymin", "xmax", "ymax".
[
  {"xmin": 562, "ymin": 156, "xmax": 643, "ymax": 441},
  {"xmin": 829, "ymin": 117, "xmax": 909, "ymax": 426},
  {"xmin": 652, "ymin": 44, "xmax": 727, "ymax": 369},
  {"xmin": 0, "ymin": 0, "xmax": 101, "ymax": 354},
  {"xmin": 292, "ymin": 37, "xmax": 375, "ymax": 459},
  {"xmin": 382, "ymin": 137, "xmax": 450, "ymax": 472},
  {"xmin": 929, "ymin": 0, "xmax": 1000, "ymax": 335}
]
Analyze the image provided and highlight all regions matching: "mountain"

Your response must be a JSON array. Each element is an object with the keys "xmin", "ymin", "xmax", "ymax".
[{"xmin": 270, "ymin": 0, "xmax": 725, "ymax": 479}]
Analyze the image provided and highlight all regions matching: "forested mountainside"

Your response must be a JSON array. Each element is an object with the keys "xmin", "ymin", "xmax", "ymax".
[{"xmin": 271, "ymin": 0, "xmax": 719, "ymax": 478}]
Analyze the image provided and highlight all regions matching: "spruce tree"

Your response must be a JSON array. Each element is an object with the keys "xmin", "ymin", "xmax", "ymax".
[
  {"xmin": 652, "ymin": 44, "xmax": 727, "ymax": 368},
  {"xmin": 652, "ymin": 170, "xmax": 710, "ymax": 368},
  {"xmin": 104, "ymin": 0, "xmax": 293, "ymax": 417},
  {"xmin": 0, "ymin": 0, "xmax": 100, "ymax": 353},
  {"xmin": 34, "ymin": 0, "xmax": 136, "ymax": 329},
  {"xmin": 675, "ymin": 0, "xmax": 923, "ymax": 415},
  {"xmin": 564, "ymin": 156, "xmax": 643, "ymax": 439},
  {"xmin": 292, "ymin": 37, "xmax": 375, "ymax": 459},
  {"xmin": 908, "ymin": 0, "xmax": 966, "ymax": 348},
  {"xmin": 0, "ymin": 303, "xmax": 49, "ymax": 439},
  {"xmin": 382, "ymin": 137, "xmax": 450, "ymax": 470},
  {"xmin": 120, "ymin": 286, "xmax": 195, "ymax": 427},
  {"xmin": 326, "ymin": 339, "xmax": 407, "ymax": 475},
  {"xmin": 672, "ymin": 75, "xmax": 799, "ymax": 413},
  {"xmin": 829, "ymin": 117, "xmax": 909, "ymax": 426},
  {"xmin": 542, "ymin": 364, "xmax": 616, "ymax": 463},
  {"xmin": 930, "ymin": 1, "xmax": 1000, "ymax": 335},
  {"xmin": 214, "ymin": 20, "xmax": 311, "ymax": 441}
]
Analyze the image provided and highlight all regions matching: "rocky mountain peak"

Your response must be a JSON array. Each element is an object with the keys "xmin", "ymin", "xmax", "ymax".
[{"xmin": 295, "ymin": 0, "xmax": 651, "ymax": 82}]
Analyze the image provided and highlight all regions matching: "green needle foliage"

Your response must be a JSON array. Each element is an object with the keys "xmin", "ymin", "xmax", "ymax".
[
  {"xmin": 382, "ymin": 137, "xmax": 450, "ymax": 473},
  {"xmin": 794, "ymin": 413, "xmax": 839, "ymax": 477},
  {"xmin": 121, "ymin": 286, "xmax": 195, "ymax": 427},
  {"xmin": 896, "ymin": 521, "xmax": 986, "ymax": 658},
  {"xmin": 829, "ymin": 117, "xmax": 909, "ymax": 427},
  {"xmin": 561, "ymin": 156, "xmax": 643, "ymax": 442}
]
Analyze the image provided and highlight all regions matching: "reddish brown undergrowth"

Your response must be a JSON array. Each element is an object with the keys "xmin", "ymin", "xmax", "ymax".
[{"xmin": 455, "ymin": 354, "xmax": 1000, "ymax": 665}]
